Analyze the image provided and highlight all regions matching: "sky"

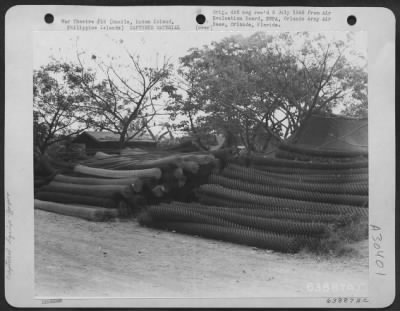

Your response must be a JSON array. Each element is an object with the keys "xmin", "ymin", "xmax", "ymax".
[{"xmin": 33, "ymin": 30, "xmax": 367, "ymax": 69}]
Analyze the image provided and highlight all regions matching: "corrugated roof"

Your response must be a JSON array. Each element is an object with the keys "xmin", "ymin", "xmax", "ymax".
[{"xmin": 83, "ymin": 131, "xmax": 155, "ymax": 143}]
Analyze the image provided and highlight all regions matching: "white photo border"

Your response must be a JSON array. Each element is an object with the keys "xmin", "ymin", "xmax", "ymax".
[{"xmin": 4, "ymin": 5, "xmax": 396, "ymax": 308}]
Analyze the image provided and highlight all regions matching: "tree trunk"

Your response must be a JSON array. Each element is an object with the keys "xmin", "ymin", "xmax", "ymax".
[{"xmin": 119, "ymin": 130, "xmax": 127, "ymax": 150}]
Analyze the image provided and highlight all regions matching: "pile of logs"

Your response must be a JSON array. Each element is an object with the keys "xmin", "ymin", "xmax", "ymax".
[{"xmin": 34, "ymin": 150, "xmax": 219, "ymax": 221}]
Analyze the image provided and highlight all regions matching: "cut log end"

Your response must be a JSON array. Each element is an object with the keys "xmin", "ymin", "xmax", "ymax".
[
  {"xmin": 152, "ymin": 185, "xmax": 167, "ymax": 198},
  {"xmin": 181, "ymin": 161, "xmax": 200, "ymax": 174},
  {"xmin": 130, "ymin": 179, "xmax": 144, "ymax": 193},
  {"xmin": 172, "ymin": 167, "xmax": 184, "ymax": 179}
]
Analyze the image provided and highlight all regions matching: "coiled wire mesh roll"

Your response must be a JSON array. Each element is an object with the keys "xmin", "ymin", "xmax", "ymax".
[
  {"xmin": 172, "ymin": 201, "xmax": 357, "ymax": 224},
  {"xmin": 243, "ymin": 154, "xmax": 368, "ymax": 170},
  {"xmin": 223, "ymin": 164, "xmax": 368, "ymax": 187},
  {"xmin": 208, "ymin": 174, "xmax": 368, "ymax": 206},
  {"xmin": 249, "ymin": 164, "xmax": 368, "ymax": 176},
  {"xmin": 196, "ymin": 185, "xmax": 368, "ymax": 216},
  {"xmin": 138, "ymin": 211, "xmax": 313, "ymax": 253},
  {"xmin": 275, "ymin": 149, "xmax": 366, "ymax": 163},
  {"xmin": 146, "ymin": 204, "xmax": 328, "ymax": 236},
  {"xmin": 278, "ymin": 143, "xmax": 368, "ymax": 158}
]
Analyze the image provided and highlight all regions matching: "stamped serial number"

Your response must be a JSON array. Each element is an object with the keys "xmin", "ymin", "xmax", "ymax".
[{"xmin": 326, "ymin": 297, "xmax": 368, "ymax": 304}]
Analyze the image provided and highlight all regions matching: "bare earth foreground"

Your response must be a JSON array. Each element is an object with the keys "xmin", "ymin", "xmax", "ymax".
[{"xmin": 35, "ymin": 210, "xmax": 368, "ymax": 298}]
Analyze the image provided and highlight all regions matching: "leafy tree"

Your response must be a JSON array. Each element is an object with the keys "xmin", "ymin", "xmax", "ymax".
[
  {"xmin": 65, "ymin": 49, "xmax": 173, "ymax": 148},
  {"xmin": 33, "ymin": 63, "xmax": 92, "ymax": 153},
  {"xmin": 166, "ymin": 32, "xmax": 367, "ymax": 151},
  {"xmin": 272, "ymin": 32, "xmax": 368, "ymax": 135},
  {"xmin": 341, "ymin": 101, "xmax": 368, "ymax": 118},
  {"xmin": 163, "ymin": 54, "xmax": 215, "ymax": 149},
  {"xmin": 339, "ymin": 66, "xmax": 368, "ymax": 118}
]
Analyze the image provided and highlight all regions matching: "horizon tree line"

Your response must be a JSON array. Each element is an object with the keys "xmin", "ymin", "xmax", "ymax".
[{"xmin": 34, "ymin": 32, "xmax": 367, "ymax": 153}]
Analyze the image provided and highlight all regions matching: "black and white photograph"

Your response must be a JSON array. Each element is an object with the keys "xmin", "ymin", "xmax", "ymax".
[
  {"xmin": 4, "ymin": 5, "xmax": 396, "ymax": 308},
  {"xmin": 33, "ymin": 30, "xmax": 369, "ymax": 298}
]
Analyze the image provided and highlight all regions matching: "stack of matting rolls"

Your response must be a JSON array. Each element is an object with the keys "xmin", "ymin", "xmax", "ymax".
[
  {"xmin": 202, "ymin": 163, "xmax": 368, "ymax": 214},
  {"xmin": 275, "ymin": 142, "xmax": 368, "ymax": 163},
  {"xmin": 239, "ymin": 153, "xmax": 368, "ymax": 176},
  {"xmin": 138, "ymin": 155, "xmax": 368, "ymax": 253},
  {"xmin": 138, "ymin": 200, "xmax": 350, "ymax": 253}
]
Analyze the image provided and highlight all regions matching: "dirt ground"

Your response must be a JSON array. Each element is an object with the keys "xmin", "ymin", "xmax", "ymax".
[{"xmin": 35, "ymin": 210, "xmax": 369, "ymax": 298}]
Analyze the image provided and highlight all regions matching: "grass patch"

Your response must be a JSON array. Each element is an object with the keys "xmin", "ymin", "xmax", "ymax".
[{"xmin": 302, "ymin": 215, "xmax": 368, "ymax": 256}]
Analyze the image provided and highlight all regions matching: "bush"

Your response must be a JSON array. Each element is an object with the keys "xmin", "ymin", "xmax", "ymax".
[{"xmin": 302, "ymin": 216, "xmax": 368, "ymax": 256}]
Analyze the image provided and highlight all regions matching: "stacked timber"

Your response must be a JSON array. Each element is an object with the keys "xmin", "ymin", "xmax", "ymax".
[
  {"xmin": 35, "ymin": 150, "xmax": 219, "ymax": 221},
  {"xmin": 139, "ymin": 149, "xmax": 368, "ymax": 253},
  {"xmin": 35, "ymin": 167, "xmax": 156, "ymax": 221},
  {"xmin": 78, "ymin": 151, "xmax": 220, "ymax": 201}
]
